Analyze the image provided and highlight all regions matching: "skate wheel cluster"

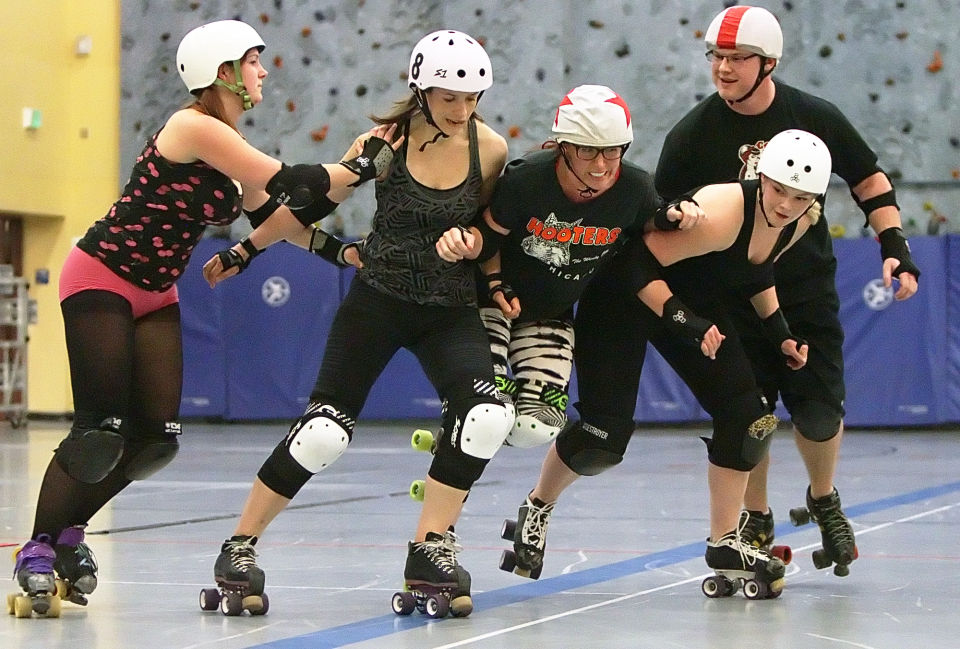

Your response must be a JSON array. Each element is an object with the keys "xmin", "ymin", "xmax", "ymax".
[
  {"xmin": 408, "ymin": 430, "xmax": 436, "ymax": 502},
  {"xmin": 789, "ymin": 506, "xmax": 859, "ymax": 576},
  {"xmin": 497, "ymin": 519, "xmax": 542, "ymax": 580},
  {"xmin": 701, "ymin": 575, "xmax": 782, "ymax": 600},
  {"xmin": 199, "ymin": 588, "xmax": 269, "ymax": 616},
  {"xmin": 390, "ymin": 588, "xmax": 472, "ymax": 619},
  {"xmin": 6, "ymin": 591, "xmax": 61, "ymax": 618}
]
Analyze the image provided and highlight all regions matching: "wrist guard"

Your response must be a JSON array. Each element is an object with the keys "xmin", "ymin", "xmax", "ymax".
[
  {"xmin": 760, "ymin": 308, "xmax": 805, "ymax": 356},
  {"xmin": 654, "ymin": 194, "xmax": 697, "ymax": 231},
  {"xmin": 217, "ymin": 237, "xmax": 261, "ymax": 273},
  {"xmin": 340, "ymin": 136, "xmax": 394, "ymax": 187},
  {"xmin": 484, "ymin": 272, "xmax": 518, "ymax": 304},
  {"xmin": 878, "ymin": 226, "xmax": 921, "ymax": 280},
  {"xmin": 661, "ymin": 295, "xmax": 713, "ymax": 346},
  {"xmin": 309, "ymin": 228, "xmax": 358, "ymax": 267}
]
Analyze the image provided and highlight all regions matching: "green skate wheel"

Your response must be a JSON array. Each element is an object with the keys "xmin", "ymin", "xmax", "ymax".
[
  {"xmin": 411, "ymin": 430, "xmax": 434, "ymax": 452},
  {"xmin": 410, "ymin": 480, "xmax": 426, "ymax": 501}
]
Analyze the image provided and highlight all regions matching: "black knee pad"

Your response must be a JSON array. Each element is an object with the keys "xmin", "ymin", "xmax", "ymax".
[
  {"xmin": 555, "ymin": 410, "xmax": 634, "ymax": 476},
  {"xmin": 54, "ymin": 416, "xmax": 125, "ymax": 484},
  {"xmin": 119, "ymin": 422, "xmax": 182, "ymax": 480},
  {"xmin": 789, "ymin": 400, "xmax": 842, "ymax": 442},
  {"xmin": 706, "ymin": 392, "xmax": 777, "ymax": 471}
]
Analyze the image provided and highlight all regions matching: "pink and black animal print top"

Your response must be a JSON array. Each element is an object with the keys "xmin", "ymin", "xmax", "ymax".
[{"xmin": 76, "ymin": 129, "xmax": 242, "ymax": 292}]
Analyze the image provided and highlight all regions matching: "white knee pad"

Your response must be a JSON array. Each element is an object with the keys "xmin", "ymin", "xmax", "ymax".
[
  {"xmin": 507, "ymin": 412, "xmax": 566, "ymax": 448},
  {"xmin": 287, "ymin": 411, "xmax": 350, "ymax": 473},
  {"xmin": 458, "ymin": 402, "xmax": 513, "ymax": 460}
]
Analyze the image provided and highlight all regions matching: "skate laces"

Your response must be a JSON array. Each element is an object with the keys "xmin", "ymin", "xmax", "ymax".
[
  {"xmin": 723, "ymin": 516, "xmax": 768, "ymax": 568},
  {"xmin": 14, "ymin": 536, "xmax": 56, "ymax": 577},
  {"xmin": 520, "ymin": 497, "xmax": 555, "ymax": 548},
  {"xmin": 811, "ymin": 490, "xmax": 854, "ymax": 545},
  {"xmin": 739, "ymin": 510, "xmax": 772, "ymax": 548},
  {"xmin": 419, "ymin": 533, "xmax": 459, "ymax": 572},
  {"xmin": 224, "ymin": 536, "xmax": 259, "ymax": 572}
]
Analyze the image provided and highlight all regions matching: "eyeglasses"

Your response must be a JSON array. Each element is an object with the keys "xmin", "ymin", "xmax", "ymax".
[
  {"xmin": 565, "ymin": 143, "xmax": 628, "ymax": 161},
  {"xmin": 705, "ymin": 51, "xmax": 758, "ymax": 65}
]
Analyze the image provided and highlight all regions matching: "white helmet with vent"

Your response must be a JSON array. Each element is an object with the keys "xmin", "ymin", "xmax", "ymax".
[
  {"xmin": 757, "ymin": 129, "xmax": 832, "ymax": 195},
  {"xmin": 176, "ymin": 20, "xmax": 265, "ymax": 93},
  {"xmin": 704, "ymin": 6, "xmax": 783, "ymax": 59},
  {"xmin": 552, "ymin": 85, "xmax": 633, "ymax": 148},
  {"xmin": 408, "ymin": 30, "xmax": 493, "ymax": 93}
]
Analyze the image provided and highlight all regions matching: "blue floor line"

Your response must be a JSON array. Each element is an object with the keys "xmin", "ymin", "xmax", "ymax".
[{"xmin": 253, "ymin": 479, "xmax": 960, "ymax": 649}]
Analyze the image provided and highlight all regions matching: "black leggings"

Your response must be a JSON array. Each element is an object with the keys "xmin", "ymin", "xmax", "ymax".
[{"xmin": 31, "ymin": 290, "xmax": 181, "ymax": 538}]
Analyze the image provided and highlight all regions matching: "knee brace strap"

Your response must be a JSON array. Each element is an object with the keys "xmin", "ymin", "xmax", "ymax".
[{"xmin": 54, "ymin": 417, "xmax": 125, "ymax": 484}]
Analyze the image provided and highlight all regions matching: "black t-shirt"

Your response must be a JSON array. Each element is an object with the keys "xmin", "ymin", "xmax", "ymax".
[
  {"xmin": 655, "ymin": 82, "xmax": 879, "ymax": 306},
  {"xmin": 488, "ymin": 149, "xmax": 659, "ymax": 322}
]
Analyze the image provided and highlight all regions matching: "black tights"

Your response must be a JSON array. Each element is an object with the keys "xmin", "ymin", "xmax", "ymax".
[{"xmin": 31, "ymin": 290, "xmax": 182, "ymax": 539}]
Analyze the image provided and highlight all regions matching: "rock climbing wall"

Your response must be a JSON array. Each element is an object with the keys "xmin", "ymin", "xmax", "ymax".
[{"xmin": 120, "ymin": 0, "xmax": 958, "ymax": 237}]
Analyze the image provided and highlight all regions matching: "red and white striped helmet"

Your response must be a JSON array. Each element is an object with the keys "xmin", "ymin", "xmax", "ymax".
[
  {"xmin": 704, "ymin": 6, "xmax": 783, "ymax": 59},
  {"xmin": 552, "ymin": 85, "xmax": 633, "ymax": 148}
]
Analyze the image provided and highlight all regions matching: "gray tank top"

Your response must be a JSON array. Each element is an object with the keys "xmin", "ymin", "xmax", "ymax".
[{"xmin": 358, "ymin": 118, "xmax": 483, "ymax": 306}]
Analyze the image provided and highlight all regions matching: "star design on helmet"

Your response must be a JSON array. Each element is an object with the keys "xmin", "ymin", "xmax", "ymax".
[{"xmin": 605, "ymin": 95, "xmax": 631, "ymax": 127}]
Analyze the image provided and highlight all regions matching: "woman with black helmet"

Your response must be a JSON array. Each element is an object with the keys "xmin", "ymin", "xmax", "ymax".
[
  {"xmin": 202, "ymin": 30, "xmax": 511, "ymax": 620},
  {"xmin": 9, "ymin": 19, "xmax": 397, "ymax": 619}
]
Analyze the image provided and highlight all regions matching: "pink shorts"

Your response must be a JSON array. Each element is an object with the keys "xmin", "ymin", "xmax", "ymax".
[{"xmin": 60, "ymin": 246, "xmax": 179, "ymax": 319}]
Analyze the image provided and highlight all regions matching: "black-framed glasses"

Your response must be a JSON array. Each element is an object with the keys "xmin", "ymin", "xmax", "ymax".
[
  {"xmin": 565, "ymin": 143, "xmax": 628, "ymax": 161},
  {"xmin": 705, "ymin": 51, "xmax": 758, "ymax": 65}
]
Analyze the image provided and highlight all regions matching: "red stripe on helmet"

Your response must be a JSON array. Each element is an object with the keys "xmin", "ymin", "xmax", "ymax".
[
  {"xmin": 716, "ymin": 6, "xmax": 750, "ymax": 50},
  {"xmin": 555, "ymin": 92, "xmax": 574, "ymax": 127}
]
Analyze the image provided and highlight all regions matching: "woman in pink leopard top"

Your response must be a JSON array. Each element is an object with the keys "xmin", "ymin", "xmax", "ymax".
[{"xmin": 10, "ymin": 19, "xmax": 400, "ymax": 612}]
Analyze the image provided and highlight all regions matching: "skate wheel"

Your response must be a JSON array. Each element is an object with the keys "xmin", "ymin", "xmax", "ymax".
[
  {"xmin": 770, "ymin": 544, "xmax": 792, "ymax": 565},
  {"xmin": 500, "ymin": 519, "xmax": 516, "ymax": 541},
  {"xmin": 743, "ymin": 579, "xmax": 763, "ymax": 600},
  {"xmin": 14, "ymin": 595, "xmax": 33, "ymax": 618},
  {"xmin": 45, "ymin": 595, "xmax": 61, "ymax": 618},
  {"xmin": 701, "ymin": 575, "xmax": 733, "ymax": 598},
  {"xmin": 391, "ymin": 591, "xmax": 416, "ymax": 616},
  {"xmin": 789, "ymin": 506, "xmax": 810, "ymax": 526},
  {"xmin": 411, "ymin": 429, "xmax": 435, "ymax": 452},
  {"xmin": 529, "ymin": 564, "xmax": 543, "ymax": 580},
  {"xmin": 409, "ymin": 480, "xmax": 426, "ymax": 501},
  {"xmin": 199, "ymin": 588, "xmax": 220, "ymax": 611},
  {"xmin": 449, "ymin": 594, "xmax": 473, "ymax": 618},
  {"xmin": 499, "ymin": 549, "xmax": 517, "ymax": 573},
  {"xmin": 7, "ymin": 592, "xmax": 16, "ymax": 615},
  {"xmin": 833, "ymin": 563, "xmax": 850, "ymax": 577},
  {"xmin": 220, "ymin": 591, "xmax": 243, "ymax": 616},
  {"xmin": 811, "ymin": 548, "xmax": 833, "ymax": 570},
  {"xmin": 424, "ymin": 594, "xmax": 449, "ymax": 619},
  {"xmin": 246, "ymin": 593, "xmax": 269, "ymax": 615}
]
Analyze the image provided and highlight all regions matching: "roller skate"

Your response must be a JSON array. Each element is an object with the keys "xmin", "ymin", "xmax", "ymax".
[
  {"xmin": 409, "ymin": 429, "xmax": 435, "ymax": 502},
  {"xmin": 391, "ymin": 529, "xmax": 472, "ymax": 619},
  {"xmin": 499, "ymin": 493, "xmax": 554, "ymax": 579},
  {"xmin": 739, "ymin": 509, "xmax": 792, "ymax": 564},
  {"xmin": 199, "ymin": 535, "xmax": 268, "ymax": 616},
  {"xmin": 7, "ymin": 535, "xmax": 60, "ymax": 618},
  {"xmin": 53, "ymin": 526, "xmax": 98, "ymax": 606},
  {"xmin": 789, "ymin": 486, "xmax": 859, "ymax": 576},
  {"xmin": 702, "ymin": 527, "xmax": 786, "ymax": 600}
]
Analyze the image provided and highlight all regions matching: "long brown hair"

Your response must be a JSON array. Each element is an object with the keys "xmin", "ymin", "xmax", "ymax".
[
  {"xmin": 187, "ymin": 85, "xmax": 239, "ymax": 132},
  {"xmin": 369, "ymin": 90, "xmax": 486, "ymax": 128}
]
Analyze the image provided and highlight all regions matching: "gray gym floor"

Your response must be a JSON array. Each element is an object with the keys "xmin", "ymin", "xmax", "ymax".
[{"xmin": 2, "ymin": 420, "xmax": 958, "ymax": 649}]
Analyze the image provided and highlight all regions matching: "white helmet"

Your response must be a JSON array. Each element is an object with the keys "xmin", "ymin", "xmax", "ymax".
[
  {"xmin": 407, "ymin": 30, "xmax": 493, "ymax": 93},
  {"xmin": 552, "ymin": 85, "xmax": 633, "ymax": 148},
  {"xmin": 176, "ymin": 20, "xmax": 265, "ymax": 93},
  {"xmin": 757, "ymin": 130, "xmax": 832, "ymax": 195},
  {"xmin": 704, "ymin": 6, "xmax": 783, "ymax": 59}
]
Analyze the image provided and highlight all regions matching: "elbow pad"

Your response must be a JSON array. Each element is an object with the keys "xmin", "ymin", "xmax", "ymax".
[{"xmin": 266, "ymin": 163, "xmax": 332, "ymax": 210}]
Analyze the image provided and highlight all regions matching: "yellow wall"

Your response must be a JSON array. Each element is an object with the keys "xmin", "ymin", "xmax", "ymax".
[{"xmin": 1, "ymin": 1, "xmax": 120, "ymax": 414}]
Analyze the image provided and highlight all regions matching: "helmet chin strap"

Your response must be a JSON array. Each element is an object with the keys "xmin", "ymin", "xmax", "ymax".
[
  {"xmin": 729, "ymin": 57, "xmax": 776, "ymax": 105},
  {"xmin": 214, "ymin": 60, "xmax": 254, "ymax": 111},
  {"xmin": 559, "ymin": 146, "xmax": 599, "ymax": 198},
  {"xmin": 412, "ymin": 88, "xmax": 449, "ymax": 151}
]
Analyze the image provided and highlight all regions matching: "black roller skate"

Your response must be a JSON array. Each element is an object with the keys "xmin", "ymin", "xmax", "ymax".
[
  {"xmin": 702, "ymin": 527, "xmax": 786, "ymax": 600},
  {"xmin": 392, "ymin": 530, "xmax": 472, "ymax": 619},
  {"xmin": 739, "ymin": 509, "xmax": 792, "ymax": 564},
  {"xmin": 789, "ymin": 486, "xmax": 859, "ymax": 576},
  {"xmin": 7, "ymin": 535, "xmax": 60, "ymax": 618},
  {"xmin": 199, "ymin": 535, "xmax": 268, "ymax": 616},
  {"xmin": 53, "ymin": 526, "xmax": 98, "ymax": 606},
  {"xmin": 499, "ymin": 494, "xmax": 554, "ymax": 579}
]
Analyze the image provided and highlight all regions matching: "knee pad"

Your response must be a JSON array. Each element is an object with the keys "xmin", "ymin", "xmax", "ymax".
[
  {"xmin": 285, "ymin": 402, "xmax": 354, "ymax": 472},
  {"xmin": 120, "ymin": 422, "xmax": 182, "ymax": 480},
  {"xmin": 54, "ymin": 416, "xmax": 125, "ymax": 484},
  {"xmin": 706, "ymin": 392, "xmax": 777, "ymax": 471},
  {"xmin": 555, "ymin": 413, "xmax": 633, "ymax": 476},
  {"xmin": 455, "ymin": 400, "xmax": 513, "ymax": 460},
  {"xmin": 507, "ymin": 380, "xmax": 568, "ymax": 448},
  {"xmin": 789, "ymin": 400, "xmax": 842, "ymax": 442}
]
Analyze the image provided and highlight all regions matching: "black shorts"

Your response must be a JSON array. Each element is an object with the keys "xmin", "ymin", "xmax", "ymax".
[{"xmin": 732, "ymin": 291, "xmax": 846, "ymax": 422}]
